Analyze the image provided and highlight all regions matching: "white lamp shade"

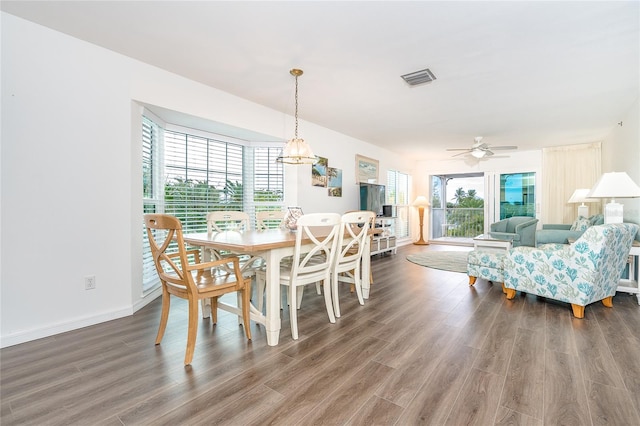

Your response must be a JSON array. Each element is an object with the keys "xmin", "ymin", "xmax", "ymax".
[
  {"xmin": 470, "ymin": 149, "xmax": 485, "ymax": 159},
  {"xmin": 412, "ymin": 195, "xmax": 430, "ymax": 207},
  {"xmin": 276, "ymin": 138, "xmax": 317, "ymax": 165},
  {"xmin": 587, "ymin": 172, "xmax": 640, "ymax": 199},
  {"xmin": 567, "ymin": 189, "xmax": 598, "ymax": 204}
]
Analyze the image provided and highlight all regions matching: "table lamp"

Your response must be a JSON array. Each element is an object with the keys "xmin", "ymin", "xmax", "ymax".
[
  {"xmin": 567, "ymin": 188, "xmax": 598, "ymax": 218},
  {"xmin": 412, "ymin": 195, "xmax": 430, "ymax": 245},
  {"xmin": 586, "ymin": 172, "xmax": 640, "ymax": 224}
]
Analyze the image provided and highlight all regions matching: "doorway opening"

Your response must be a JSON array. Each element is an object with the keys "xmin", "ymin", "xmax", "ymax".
[{"xmin": 430, "ymin": 173, "xmax": 484, "ymax": 244}]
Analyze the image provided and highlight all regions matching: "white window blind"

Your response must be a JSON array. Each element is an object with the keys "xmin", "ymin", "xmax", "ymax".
[{"xmin": 142, "ymin": 116, "xmax": 285, "ymax": 291}]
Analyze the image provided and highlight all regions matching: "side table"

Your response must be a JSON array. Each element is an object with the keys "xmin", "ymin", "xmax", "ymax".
[
  {"xmin": 617, "ymin": 241, "xmax": 640, "ymax": 305},
  {"xmin": 473, "ymin": 234, "xmax": 512, "ymax": 252}
]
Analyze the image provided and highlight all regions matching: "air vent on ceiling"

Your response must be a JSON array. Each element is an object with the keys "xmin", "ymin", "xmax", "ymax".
[{"xmin": 401, "ymin": 68, "xmax": 436, "ymax": 86}]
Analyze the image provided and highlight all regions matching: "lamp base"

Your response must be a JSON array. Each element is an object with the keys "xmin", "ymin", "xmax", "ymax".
[
  {"xmin": 577, "ymin": 204, "xmax": 589, "ymax": 218},
  {"xmin": 413, "ymin": 239, "xmax": 429, "ymax": 246},
  {"xmin": 604, "ymin": 201, "xmax": 623, "ymax": 224}
]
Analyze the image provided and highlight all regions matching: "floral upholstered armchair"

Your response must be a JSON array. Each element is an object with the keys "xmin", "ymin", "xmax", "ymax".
[{"xmin": 503, "ymin": 223, "xmax": 638, "ymax": 318}]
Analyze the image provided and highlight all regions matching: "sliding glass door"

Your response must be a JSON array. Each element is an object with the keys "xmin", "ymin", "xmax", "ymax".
[
  {"xmin": 430, "ymin": 170, "xmax": 537, "ymax": 243},
  {"xmin": 498, "ymin": 172, "xmax": 536, "ymax": 219}
]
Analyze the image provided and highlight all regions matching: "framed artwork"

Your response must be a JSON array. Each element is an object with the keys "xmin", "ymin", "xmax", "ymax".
[
  {"xmin": 355, "ymin": 154, "xmax": 379, "ymax": 183},
  {"xmin": 327, "ymin": 167, "xmax": 342, "ymax": 197},
  {"xmin": 312, "ymin": 156, "xmax": 328, "ymax": 187}
]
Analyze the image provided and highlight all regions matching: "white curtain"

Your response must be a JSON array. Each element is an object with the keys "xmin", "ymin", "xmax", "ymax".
[{"xmin": 542, "ymin": 142, "xmax": 602, "ymax": 224}]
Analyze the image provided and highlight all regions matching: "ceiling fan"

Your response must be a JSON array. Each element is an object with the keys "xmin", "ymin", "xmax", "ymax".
[{"xmin": 447, "ymin": 136, "xmax": 517, "ymax": 159}]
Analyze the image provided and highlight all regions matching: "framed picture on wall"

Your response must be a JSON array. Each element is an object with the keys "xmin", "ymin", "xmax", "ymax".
[
  {"xmin": 355, "ymin": 154, "xmax": 379, "ymax": 183},
  {"xmin": 312, "ymin": 156, "xmax": 328, "ymax": 187},
  {"xmin": 328, "ymin": 167, "xmax": 342, "ymax": 197}
]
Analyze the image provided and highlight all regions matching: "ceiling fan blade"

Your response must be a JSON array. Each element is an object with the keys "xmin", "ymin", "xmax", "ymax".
[
  {"xmin": 489, "ymin": 145, "xmax": 518, "ymax": 150},
  {"xmin": 446, "ymin": 148, "xmax": 472, "ymax": 151},
  {"xmin": 484, "ymin": 150, "xmax": 495, "ymax": 157},
  {"xmin": 451, "ymin": 150, "xmax": 471, "ymax": 157}
]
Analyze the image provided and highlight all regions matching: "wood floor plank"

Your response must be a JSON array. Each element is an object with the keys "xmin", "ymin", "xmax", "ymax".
[
  {"xmin": 472, "ymin": 297, "xmax": 521, "ymax": 376},
  {"xmin": 444, "ymin": 367, "xmax": 505, "ymax": 425},
  {"xmin": 545, "ymin": 302, "xmax": 578, "ymax": 355},
  {"xmin": 300, "ymin": 360, "xmax": 394, "ymax": 425},
  {"xmin": 396, "ymin": 343, "xmax": 479, "ymax": 425},
  {"xmin": 586, "ymin": 380, "xmax": 640, "ymax": 425},
  {"xmin": 345, "ymin": 395, "xmax": 404, "ymax": 426},
  {"xmin": 494, "ymin": 406, "xmax": 543, "ymax": 426},
  {"xmin": 374, "ymin": 324, "xmax": 460, "ymax": 408},
  {"xmin": 544, "ymin": 349, "xmax": 591, "ymax": 425},
  {"xmin": 500, "ymin": 326, "xmax": 545, "ymax": 420},
  {"xmin": 572, "ymin": 313, "xmax": 626, "ymax": 389}
]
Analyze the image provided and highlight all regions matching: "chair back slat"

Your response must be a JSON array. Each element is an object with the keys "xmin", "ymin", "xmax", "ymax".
[
  {"xmin": 256, "ymin": 210, "xmax": 287, "ymax": 230},
  {"xmin": 292, "ymin": 213, "xmax": 341, "ymax": 279},
  {"xmin": 207, "ymin": 211, "xmax": 251, "ymax": 234}
]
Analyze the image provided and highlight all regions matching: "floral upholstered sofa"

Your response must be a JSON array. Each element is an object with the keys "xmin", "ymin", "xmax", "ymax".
[{"xmin": 503, "ymin": 223, "xmax": 638, "ymax": 318}]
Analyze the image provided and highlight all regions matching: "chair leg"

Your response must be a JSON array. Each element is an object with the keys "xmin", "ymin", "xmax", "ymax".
[
  {"xmin": 332, "ymin": 270, "xmax": 341, "ymax": 318},
  {"xmin": 289, "ymin": 284, "xmax": 299, "ymax": 340},
  {"xmin": 211, "ymin": 297, "xmax": 218, "ymax": 323},
  {"xmin": 353, "ymin": 266, "xmax": 364, "ymax": 306},
  {"xmin": 241, "ymin": 283, "xmax": 252, "ymax": 340},
  {"xmin": 469, "ymin": 276, "xmax": 477, "ymax": 286},
  {"xmin": 505, "ymin": 288, "xmax": 516, "ymax": 300},
  {"xmin": 571, "ymin": 304, "xmax": 585, "ymax": 319},
  {"xmin": 501, "ymin": 283, "xmax": 507, "ymax": 294},
  {"xmin": 323, "ymin": 278, "xmax": 336, "ymax": 324},
  {"xmin": 155, "ymin": 288, "xmax": 171, "ymax": 345},
  {"xmin": 185, "ymin": 298, "xmax": 199, "ymax": 365},
  {"xmin": 601, "ymin": 296, "xmax": 613, "ymax": 308}
]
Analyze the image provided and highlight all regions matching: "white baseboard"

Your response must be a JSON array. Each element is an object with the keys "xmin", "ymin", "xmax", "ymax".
[{"xmin": 0, "ymin": 289, "xmax": 162, "ymax": 348}]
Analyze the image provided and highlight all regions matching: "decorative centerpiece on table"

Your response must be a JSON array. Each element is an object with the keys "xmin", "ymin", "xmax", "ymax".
[{"xmin": 284, "ymin": 207, "xmax": 304, "ymax": 231}]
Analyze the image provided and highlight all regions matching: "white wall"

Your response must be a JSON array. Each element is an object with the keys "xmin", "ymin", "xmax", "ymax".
[
  {"xmin": 0, "ymin": 13, "xmax": 411, "ymax": 347},
  {"xmin": 602, "ymin": 98, "xmax": 640, "ymax": 225}
]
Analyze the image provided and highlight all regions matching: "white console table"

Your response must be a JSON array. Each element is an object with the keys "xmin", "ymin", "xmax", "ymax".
[{"xmin": 617, "ymin": 242, "xmax": 640, "ymax": 305}]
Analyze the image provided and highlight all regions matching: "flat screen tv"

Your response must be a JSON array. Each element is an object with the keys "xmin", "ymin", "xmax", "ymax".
[{"xmin": 359, "ymin": 183, "xmax": 386, "ymax": 217}]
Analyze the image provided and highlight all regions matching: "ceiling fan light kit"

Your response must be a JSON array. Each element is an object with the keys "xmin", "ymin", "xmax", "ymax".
[{"xmin": 447, "ymin": 136, "xmax": 517, "ymax": 159}]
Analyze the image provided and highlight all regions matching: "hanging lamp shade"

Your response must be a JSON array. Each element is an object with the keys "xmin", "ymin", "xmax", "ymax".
[{"xmin": 276, "ymin": 69, "xmax": 317, "ymax": 165}]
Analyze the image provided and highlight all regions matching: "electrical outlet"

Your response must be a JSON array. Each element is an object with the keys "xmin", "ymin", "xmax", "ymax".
[{"xmin": 85, "ymin": 275, "xmax": 96, "ymax": 290}]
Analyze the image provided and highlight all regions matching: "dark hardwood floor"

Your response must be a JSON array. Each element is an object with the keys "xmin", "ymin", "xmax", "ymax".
[{"xmin": 2, "ymin": 244, "xmax": 640, "ymax": 425}]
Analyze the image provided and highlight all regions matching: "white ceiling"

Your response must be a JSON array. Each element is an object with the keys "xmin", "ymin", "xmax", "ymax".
[{"xmin": 3, "ymin": 1, "xmax": 638, "ymax": 160}]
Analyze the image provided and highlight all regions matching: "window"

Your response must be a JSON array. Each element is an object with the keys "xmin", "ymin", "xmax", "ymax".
[
  {"xmin": 386, "ymin": 170, "xmax": 410, "ymax": 238},
  {"xmin": 142, "ymin": 115, "xmax": 284, "ymax": 293}
]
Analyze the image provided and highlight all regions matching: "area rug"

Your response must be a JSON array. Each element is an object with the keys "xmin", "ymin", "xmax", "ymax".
[{"xmin": 406, "ymin": 251, "xmax": 469, "ymax": 273}]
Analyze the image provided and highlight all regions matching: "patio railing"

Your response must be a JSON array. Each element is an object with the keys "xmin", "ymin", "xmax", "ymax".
[{"xmin": 432, "ymin": 207, "xmax": 484, "ymax": 239}]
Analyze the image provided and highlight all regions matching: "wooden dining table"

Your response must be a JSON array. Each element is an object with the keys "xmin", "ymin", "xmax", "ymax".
[{"xmin": 182, "ymin": 227, "xmax": 376, "ymax": 346}]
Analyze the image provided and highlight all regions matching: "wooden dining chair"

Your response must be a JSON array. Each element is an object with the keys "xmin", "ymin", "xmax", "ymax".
[
  {"xmin": 144, "ymin": 214, "xmax": 251, "ymax": 366},
  {"xmin": 332, "ymin": 211, "xmax": 376, "ymax": 317},
  {"xmin": 256, "ymin": 210, "xmax": 287, "ymax": 230},
  {"xmin": 279, "ymin": 213, "xmax": 341, "ymax": 340}
]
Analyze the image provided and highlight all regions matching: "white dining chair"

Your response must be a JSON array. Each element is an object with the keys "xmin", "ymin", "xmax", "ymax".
[
  {"xmin": 278, "ymin": 212, "xmax": 341, "ymax": 340},
  {"xmin": 331, "ymin": 211, "xmax": 375, "ymax": 317},
  {"xmin": 206, "ymin": 211, "xmax": 263, "ymax": 275},
  {"xmin": 256, "ymin": 210, "xmax": 287, "ymax": 230}
]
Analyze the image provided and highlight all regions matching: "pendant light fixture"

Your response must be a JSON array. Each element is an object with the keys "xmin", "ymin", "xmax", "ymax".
[{"xmin": 276, "ymin": 68, "xmax": 317, "ymax": 165}]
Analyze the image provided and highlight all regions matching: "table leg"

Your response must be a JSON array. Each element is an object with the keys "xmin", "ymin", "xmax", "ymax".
[{"xmin": 264, "ymin": 248, "xmax": 285, "ymax": 346}]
